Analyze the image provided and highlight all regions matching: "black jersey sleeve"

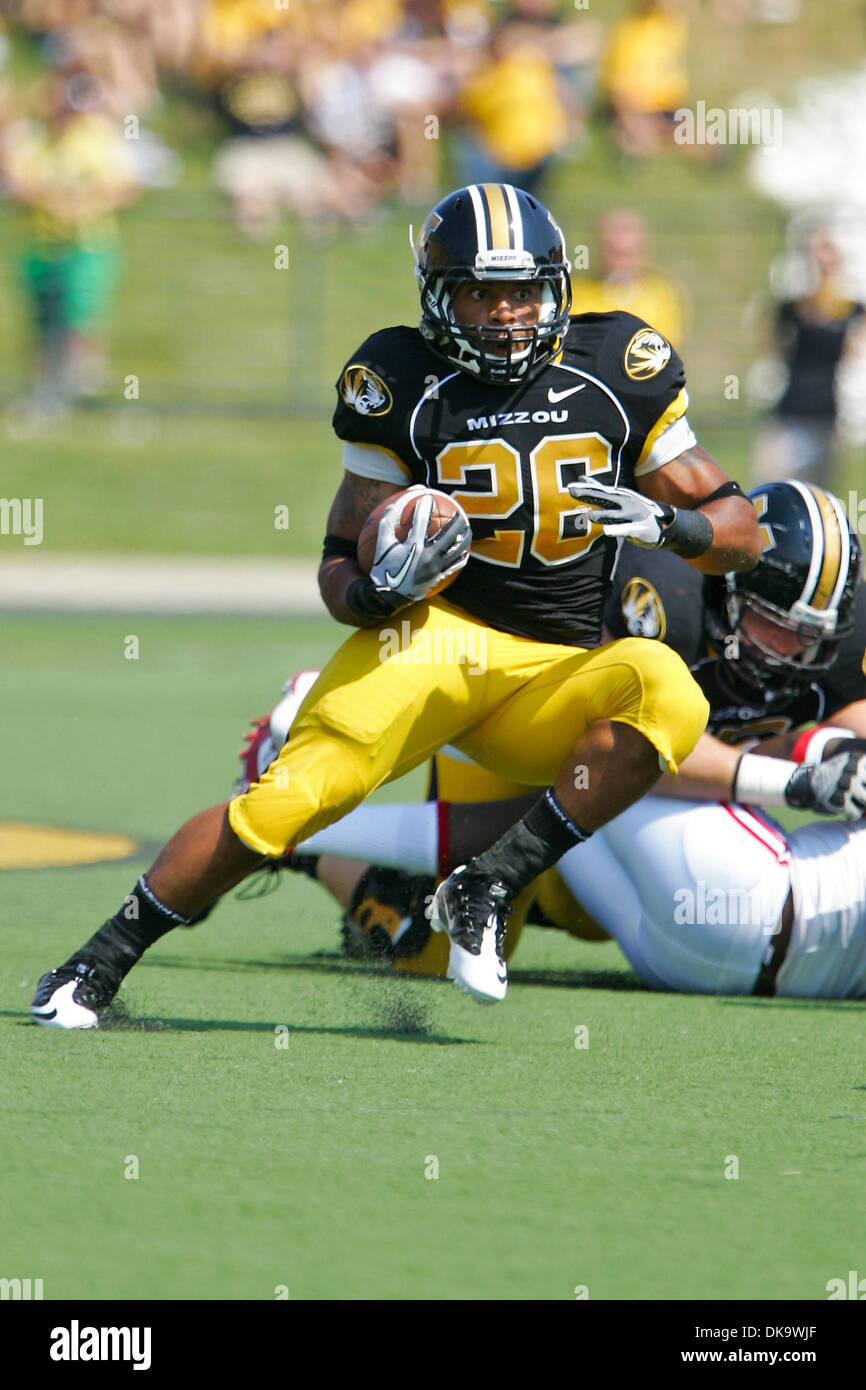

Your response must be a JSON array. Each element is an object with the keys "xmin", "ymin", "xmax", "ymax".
[
  {"xmin": 819, "ymin": 584, "xmax": 866, "ymax": 715},
  {"xmin": 578, "ymin": 312, "xmax": 692, "ymax": 479},
  {"xmin": 604, "ymin": 545, "xmax": 706, "ymax": 665},
  {"xmin": 332, "ymin": 326, "xmax": 430, "ymax": 481}
]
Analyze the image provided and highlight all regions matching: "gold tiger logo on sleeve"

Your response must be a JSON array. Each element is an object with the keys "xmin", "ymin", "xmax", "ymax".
[
  {"xmin": 624, "ymin": 328, "xmax": 672, "ymax": 381},
  {"xmin": 339, "ymin": 364, "xmax": 393, "ymax": 416}
]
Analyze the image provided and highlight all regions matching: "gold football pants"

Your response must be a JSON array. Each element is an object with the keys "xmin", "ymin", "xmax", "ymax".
[{"xmin": 229, "ymin": 597, "xmax": 708, "ymax": 858}]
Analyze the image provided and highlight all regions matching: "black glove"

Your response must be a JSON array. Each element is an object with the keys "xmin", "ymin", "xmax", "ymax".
[{"xmin": 785, "ymin": 747, "xmax": 866, "ymax": 819}]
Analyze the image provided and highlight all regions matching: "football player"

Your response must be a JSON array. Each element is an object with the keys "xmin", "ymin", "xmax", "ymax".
[
  {"xmin": 243, "ymin": 480, "xmax": 866, "ymax": 997},
  {"xmin": 31, "ymin": 183, "xmax": 761, "ymax": 1027}
]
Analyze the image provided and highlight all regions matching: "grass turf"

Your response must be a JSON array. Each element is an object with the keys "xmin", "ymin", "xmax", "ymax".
[{"xmin": 2, "ymin": 613, "xmax": 865, "ymax": 1301}]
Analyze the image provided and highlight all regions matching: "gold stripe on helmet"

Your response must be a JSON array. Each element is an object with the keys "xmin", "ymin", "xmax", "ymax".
[
  {"xmin": 809, "ymin": 484, "xmax": 843, "ymax": 611},
  {"xmin": 479, "ymin": 183, "xmax": 513, "ymax": 249}
]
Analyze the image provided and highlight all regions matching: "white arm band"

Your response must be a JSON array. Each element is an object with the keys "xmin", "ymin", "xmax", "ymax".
[
  {"xmin": 732, "ymin": 754, "xmax": 798, "ymax": 807},
  {"xmin": 793, "ymin": 726, "xmax": 854, "ymax": 765}
]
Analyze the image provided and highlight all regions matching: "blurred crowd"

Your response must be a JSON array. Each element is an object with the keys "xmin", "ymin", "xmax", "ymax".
[
  {"xmin": 0, "ymin": 0, "xmax": 603, "ymax": 412},
  {"xmin": 1, "ymin": 0, "xmax": 607, "ymax": 240},
  {"xmin": 0, "ymin": 0, "xmax": 859, "ymax": 474}
]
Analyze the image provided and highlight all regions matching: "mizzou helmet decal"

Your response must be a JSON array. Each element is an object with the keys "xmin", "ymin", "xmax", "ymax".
[{"xmin": 622, "ymin": 576, "xmax": 667, "ymax": 640}]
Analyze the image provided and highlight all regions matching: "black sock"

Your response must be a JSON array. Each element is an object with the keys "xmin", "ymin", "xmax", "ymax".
[
  {"xmin": 185, "ymin": 900, "xmax": 219, "ymax": 927},
  {"xmin": 67, "ymin": 876, "xmax": 189, "ymax": 984},
  {"xmin": 472, "ymin": 789, "xmax": 590, "ymax": 896}
]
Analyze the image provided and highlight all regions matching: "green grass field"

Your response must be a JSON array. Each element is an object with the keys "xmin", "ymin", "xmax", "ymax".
[
  {"xmin": 4, "ymin": 4, "xmax": 866, "ymax": 1307},
  {"xmin": 3, "ymin": 613, "xmax": 865, "ymax": 1301}
]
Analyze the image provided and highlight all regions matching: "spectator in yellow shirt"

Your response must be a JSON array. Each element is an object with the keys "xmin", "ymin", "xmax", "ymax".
[
  {"xmin": 599, "ymin": 0, "xmax": 689, "ymax": 156},
  {"xmin": 455, "ymin": 21, "xmax": 571, "ymax": 193},
  {"xmin": 570, "ymin": 208, "xmax": 688, "ymax": 348}
]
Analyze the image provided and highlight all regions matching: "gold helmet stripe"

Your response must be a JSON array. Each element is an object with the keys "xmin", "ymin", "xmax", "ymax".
[
  {"xmin": 808, "ymin": 483, "xmax": 845, "ymax": 611},
  {"xmin": 479, "ymin": 182, "xmax": 513, "ymax": 250}
]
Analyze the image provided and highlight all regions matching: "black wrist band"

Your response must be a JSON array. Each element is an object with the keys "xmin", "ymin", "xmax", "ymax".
[
  {"xmin": 345, "ymin": 576, "xmax": 405, "ymax": 619},
  {"xmin": 660, "ymin": 507, "xmax": 714, "ymax": 558}
]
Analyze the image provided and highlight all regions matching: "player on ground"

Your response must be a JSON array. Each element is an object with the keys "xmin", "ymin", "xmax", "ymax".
[
  {"xmin": 31, "ymin": 183, "xmax": 760, "ymax": 1027},
  {"xmin": 242, "ymin": 481, "xmax": 866, "ymax": 997}
]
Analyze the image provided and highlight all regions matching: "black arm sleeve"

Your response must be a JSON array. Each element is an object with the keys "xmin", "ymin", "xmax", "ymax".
[{"xmin": 322, "ymin": 534, "xmax": 359, "ymax": 561}]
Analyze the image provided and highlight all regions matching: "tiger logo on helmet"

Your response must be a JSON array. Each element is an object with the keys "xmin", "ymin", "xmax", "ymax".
[{"xmin": 622, "ymin": 576, "xmax": 667, "ymax": 640}]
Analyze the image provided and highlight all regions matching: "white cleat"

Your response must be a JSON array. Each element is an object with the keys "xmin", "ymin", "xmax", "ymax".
[
  {"xmin": 427, "ymin": 863, "xmax": 511, "ymax": 1004},
  {"xmin": 29, "ymin": 962, "xmax": 117, "ymax": 1029}
]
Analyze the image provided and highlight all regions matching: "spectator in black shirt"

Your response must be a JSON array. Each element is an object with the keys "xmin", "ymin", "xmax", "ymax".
[{"xmin": 755, "ymin": 226, "xmax": 865, "ymax": 490}]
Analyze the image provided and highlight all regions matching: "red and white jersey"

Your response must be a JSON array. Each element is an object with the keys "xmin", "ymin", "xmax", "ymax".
[
  {"xmin": 558, "ymin": 795, "xmax": 866, "ymax": 999},
  {"xmin": 781, "ymin": 820, "xmax": 866, "ymax": 998}
]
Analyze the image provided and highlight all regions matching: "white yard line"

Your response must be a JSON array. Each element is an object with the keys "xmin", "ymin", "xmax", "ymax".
[{"xmin": 0, "ymin": 555, "xmax": 324, "ymax": 615}]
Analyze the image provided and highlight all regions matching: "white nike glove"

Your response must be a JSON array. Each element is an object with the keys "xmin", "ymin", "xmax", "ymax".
[
  {"xmin": 567, "ymin": 479, "xmax": 674, "ymax": 546},
  {"xmin": 369, "ymin": 486, "xmax": 471, "ymax": 608},
  {"xmin": 567, "ymin": 479, "xmax": 714, "ymax": 557}
]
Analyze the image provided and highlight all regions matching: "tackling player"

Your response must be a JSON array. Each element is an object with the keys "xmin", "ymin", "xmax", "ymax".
[
  {"xmin": 245, "ymin": 481, "xmax": 866, "ymax": 997},
  {"xmin": 32, "ymin": 183, "xmax": 761, "ymax": 1027}
]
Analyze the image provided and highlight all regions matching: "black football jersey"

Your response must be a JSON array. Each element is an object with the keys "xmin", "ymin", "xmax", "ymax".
[
  {"xmin": 604, "ymin": 546, "xmax": 866, "ymax": 744},
  {"xmin": 333, "ymin": 313, "xmax": 691, "ymax": 645}
]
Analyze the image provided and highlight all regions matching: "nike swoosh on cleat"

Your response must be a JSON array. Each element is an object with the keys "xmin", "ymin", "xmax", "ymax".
[
  {"xmin": 547, "ymin": 384, "xmax": 586, "ymax": 404},
  {"xmin": 384, "ymin": 552, "xmax": 414, "ymax": 588},
  {"xmin": 32, "ymin": 1008, "xmax": 56, "ymax": 1019}
]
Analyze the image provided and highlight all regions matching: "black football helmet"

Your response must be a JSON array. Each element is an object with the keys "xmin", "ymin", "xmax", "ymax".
[
  {"xmin": 412, "ymin": 183, "xmax": 572, "ymax": 385},
  {"xmin": 705, "ymin": 480, "xmax": 862, "ymax": 692}
]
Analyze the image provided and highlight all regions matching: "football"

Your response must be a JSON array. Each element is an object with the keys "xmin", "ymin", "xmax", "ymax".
[{"xmin": 356, "ymin": 486, "xmax": 468, "ymax": 595}]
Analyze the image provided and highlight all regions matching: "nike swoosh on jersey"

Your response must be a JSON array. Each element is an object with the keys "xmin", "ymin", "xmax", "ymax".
[{"xmin": 548, "ymin": 384, "xmax": 586, "ymax": 403}]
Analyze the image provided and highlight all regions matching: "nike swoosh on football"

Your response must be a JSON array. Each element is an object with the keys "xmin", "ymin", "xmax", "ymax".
[
  {"xmin": 384, "ymin": 552, "xmax": 414, "ymax": 588},
  {"xmin": 547, "ymin": 384, "xmax": 586, "ymax": 403}
]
